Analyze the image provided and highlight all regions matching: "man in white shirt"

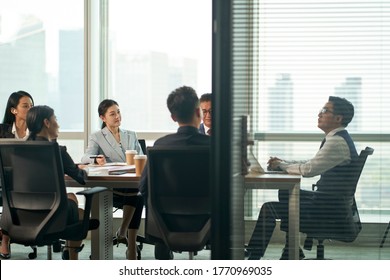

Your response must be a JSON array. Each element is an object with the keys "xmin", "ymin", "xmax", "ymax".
[{"xmin": 247, "ymin": 96, "xmax": 358, "ymax": 260}]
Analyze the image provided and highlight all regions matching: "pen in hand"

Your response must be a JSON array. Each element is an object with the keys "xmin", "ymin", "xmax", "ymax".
[
  {"xmin": 89, "ymin": 156, "xmax": 109, "ymax": 159},
  {"xmin": 90, "ymin": 155, "xmax": 108, "ymax": 166}
]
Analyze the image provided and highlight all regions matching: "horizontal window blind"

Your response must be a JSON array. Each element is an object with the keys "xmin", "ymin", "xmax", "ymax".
[
  {"xmin": 251, "ymin": 0, "xmax": 389, "ymax": 222},
  {"xmin": 256, "ymin": 0, "xmax": 390, "ymax": 134}
]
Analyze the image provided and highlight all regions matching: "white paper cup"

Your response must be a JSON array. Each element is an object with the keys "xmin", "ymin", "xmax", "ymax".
[
  {"xmin": 134, "ymin": 154, "xmax": 147, "ymax": 176},
  {"xmin": 125, "ymin": 150, "xmax": 137, "ymax": 165}
]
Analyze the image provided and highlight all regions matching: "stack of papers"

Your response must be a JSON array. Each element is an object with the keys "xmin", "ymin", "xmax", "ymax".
[{"xmin": 85, "ymin": 163, "xmax": 135, "ymax": 176}]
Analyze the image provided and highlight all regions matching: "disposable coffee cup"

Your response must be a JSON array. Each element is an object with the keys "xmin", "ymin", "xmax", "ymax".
[
  {"xmin": 125, "ymin": 150, "xmax": 137, "ymax": 165},
  {"xmin": 134, "ymin": 154, "xmax": 147, "ymax": 176}
]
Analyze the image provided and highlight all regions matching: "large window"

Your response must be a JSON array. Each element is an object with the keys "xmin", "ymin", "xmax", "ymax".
[
  {"xmin": 1, "ymin": 0, "xmax": 388, "ymax": 223},
  {"xmin": 0, "ymin": 0, "xmax": 86, "ymax": 206},
  {"xmin": 250, "ymin": 0, "xmax": 390, "ymax": 221},
  {"xmin": 0, "ymin": 0, "xmax": 84, "ymax": 132},
  {"xmin": 107, "ymin": 0, "xmax": 212, "ymax": 132},
  {"xmin": 256, "ymin": 0, "xmax": 389, "ymax": 134}
]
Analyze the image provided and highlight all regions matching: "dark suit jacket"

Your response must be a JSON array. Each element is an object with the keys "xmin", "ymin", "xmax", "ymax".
[
  {"xmin": 138, "ymin": 126, "xmax": 210, "ymax": 201},
  {"xmin": 0, "ymin": 124, "xmax": 14, "ymax": 138},
  {"xmin": 29, "ymin": 136, "xmax": 86, "ymax": 185},
  {"xmin": 198, "ymin": 123, "xmax": 206, "ymax": 135}
]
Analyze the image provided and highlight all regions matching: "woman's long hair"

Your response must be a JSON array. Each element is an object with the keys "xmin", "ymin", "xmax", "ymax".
[
  {"xmin": 2, "ymin": 91, "xmax": 34, "ymax": 124},
  {"xmin": 26, "ymin": 105, "xmax": 54, "ymax": 140},
  {"xmin": 98, "ymin": 99, "xmax": 119, "ymax": 129}
]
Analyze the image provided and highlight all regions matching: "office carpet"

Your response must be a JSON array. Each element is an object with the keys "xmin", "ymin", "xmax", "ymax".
[{"xmin": 2, "ymin": 239, "xmax": 389, "ymax": 260}]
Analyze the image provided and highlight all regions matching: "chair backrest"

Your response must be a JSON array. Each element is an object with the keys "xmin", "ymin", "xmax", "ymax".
[
  {"xmin": 138, "ymin": 139, "xmax": 147, "ymax": 155},
  {"xmin": 349, "ymin": 147, "xmax": 374, "ymax": 194},
  {"xmin": 305, "ymin": 146, "xmax": 374, "ymax": 242},
  {"xmin": 145, "ymin": 146, "xmax": 211, "ymax": 252},
  {"xmin": 343, "ymin": 147, "xmax": 374, "ymax": 239},
  {"xmin": 0, "ymin": 140, "xmax": 68, "ymax": 246}
]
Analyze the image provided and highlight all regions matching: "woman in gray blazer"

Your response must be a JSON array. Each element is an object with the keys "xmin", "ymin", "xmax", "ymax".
[{"xmin": 81, "ymin": 99, "xmax": 143, "ymax": 260}]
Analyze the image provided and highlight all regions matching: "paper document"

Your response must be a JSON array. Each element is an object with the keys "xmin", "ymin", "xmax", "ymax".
[
  {"xmin": 85, "ymin": 164, "xmax": 135, "ymax": 176},
  {"xmin": 102, "ymin": 162, "xmax": 127, "ymax": 166}
]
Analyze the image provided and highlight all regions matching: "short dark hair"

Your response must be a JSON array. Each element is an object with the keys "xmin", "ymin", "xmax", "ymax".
[
  {"xmin": 26, "ymin": 105, "xmax": 54, "ymax": 140},
  {"xmin": 200, "ymin": 93, "xmax": 212, "ymax": 103},
  {"xmin": 329, "ymin": 96, "xmax": 354, "ymax": 127},
  {"xmin": 2, "ymin": 90, "xmax": 34, "ymax": 124},
  {"xmin": 167, "ymin": 86, "xmax": 199, "ymax": 123},
  {"xmin": 98, "ymin": 99, "xmax": 119, "ymax": 129}
]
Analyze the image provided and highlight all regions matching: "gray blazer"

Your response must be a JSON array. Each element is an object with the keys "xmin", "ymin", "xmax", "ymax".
[{"xmin": 81, "ymin": 126, "xmax": 143, "ymax": 164}]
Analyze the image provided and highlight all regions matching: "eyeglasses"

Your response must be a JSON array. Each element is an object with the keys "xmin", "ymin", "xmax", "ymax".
[
  {"xmin": 319, "ymin": 108, "xmax": 335, "ymax": 115},
  {"xmin": 202, "ymin": 109, "xmax": 212, "ymax": 115}
]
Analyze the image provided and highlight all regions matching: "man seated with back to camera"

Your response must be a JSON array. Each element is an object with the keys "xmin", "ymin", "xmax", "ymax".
[
  {"xmin": 247, "ymin": 96, "xmax": 358, "ymax": 260},
  {"xmin": 138, "ymin": 85, "xmax": 210, "ymax": 259}
]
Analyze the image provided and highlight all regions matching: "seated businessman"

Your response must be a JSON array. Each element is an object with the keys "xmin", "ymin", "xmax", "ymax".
[
  {"xmin": 247, "ymin": 96, "xmax": 358, "ymax": 260},
  {"xmin": 138, "ymin": 85, "xmax": 210, "ymax": 259}
]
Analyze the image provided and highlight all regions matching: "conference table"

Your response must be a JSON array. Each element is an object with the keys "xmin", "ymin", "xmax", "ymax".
[
  {"xmin": 65, "ymin": 173, "xmax": 141, "ymax": 260},
  {"xmin": 66, "ymin": 172, "xmax": 301, "ymax": 260},
  {"xmin": 245, "ymin": 173, "xmax": 301, "ymax": 260}
]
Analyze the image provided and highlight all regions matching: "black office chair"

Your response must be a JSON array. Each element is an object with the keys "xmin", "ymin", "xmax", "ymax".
[
  {"xmin": 138, "ymin": 139, "xmax": 147, "ymax": 155},
  {"xmin": 301, "ymin": 146, "xmax": 374, "ymax": 259},
  {"xmin": 0, "ymin": 140, "xmax": 107, "ymax": 260},
  {"xmin": 145, "ymin": 146, "xmax": 211, "ymax": 260}
]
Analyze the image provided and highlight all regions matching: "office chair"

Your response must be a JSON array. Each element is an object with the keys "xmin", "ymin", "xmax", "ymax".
[
  {"xmin": 0, "ymin": 139, "xmax": 41, "ymax": 259},
  {"xmin": 145, "ymin": 146, "xmax": 211, "ymax": 260},
  {"xmin": 1, "ymin": 207, "xmax": 49, "ymax": 260},
  {"xmin": 138, "ymin": 139, "xmax": 147, "ymax": 155},
  {"xmin": 0, "ymin": 140, "xmax": 107, "ymax": 260},
  {"xmin": 300, "ymin": 146, "xmax": 374, "ymax": 259}
]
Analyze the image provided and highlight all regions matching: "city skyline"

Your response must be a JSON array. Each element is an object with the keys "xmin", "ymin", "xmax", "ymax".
[{"xmin": 1, "ymin": 0, "xmax": 388, "ymax": 215}]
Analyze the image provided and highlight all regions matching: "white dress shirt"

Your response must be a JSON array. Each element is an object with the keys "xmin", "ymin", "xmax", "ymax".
[
  {"xmin": 81, "ymin": 127, "xmax": 143, "ymax": 164},
  {"xmin": 279, "ymin": 127, "xmax": 351, "ymax": 177},
  {"xmin": 12, "ymin": 122, "xmax": 29, "ymax": 140}
]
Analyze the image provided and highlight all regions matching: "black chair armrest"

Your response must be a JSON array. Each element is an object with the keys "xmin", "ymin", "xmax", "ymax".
[
  {"xmin": 76, "ymin": 186, "xmax": 108, "ymax": 231},
  {"xmin": 76, "ymin": 186, "xmax": 107, "ymax": 197}
]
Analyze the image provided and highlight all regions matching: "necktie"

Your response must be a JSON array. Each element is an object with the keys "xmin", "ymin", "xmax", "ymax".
[
  {"xmin": 319, "ymin": 138, "xmax": 326, "ymax": 149},
  {"xmin": 207, "ymin": 129, "xmax": 212, "ymax": 136}
]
